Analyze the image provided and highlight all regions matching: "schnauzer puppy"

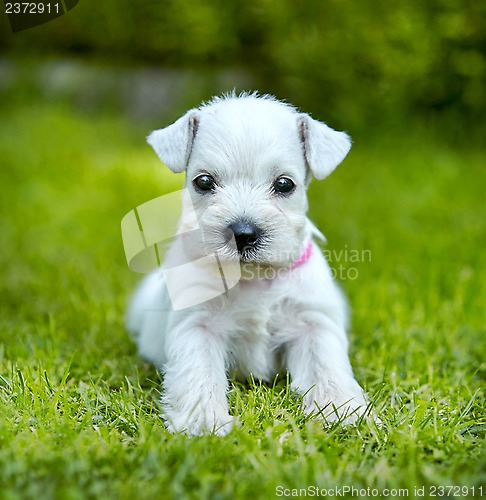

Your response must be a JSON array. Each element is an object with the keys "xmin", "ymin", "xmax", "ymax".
[{"xmin": 126, "ymin": 93, "xmax": 369, "ymax": 435}]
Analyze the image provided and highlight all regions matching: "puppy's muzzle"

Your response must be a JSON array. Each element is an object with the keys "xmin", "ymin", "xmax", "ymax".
[{"xmin": 227, "ymin": 221, "xmax": 262, "ymax": 256}]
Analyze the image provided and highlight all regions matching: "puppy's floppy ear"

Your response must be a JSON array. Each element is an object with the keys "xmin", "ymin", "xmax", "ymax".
[
  {"xmin": 298, "ymin": 114, "xmax": 351, "ymax": 180},
  {"xmin": 147, "ymin": 110, "xmax": 200, "ymax": 173}
]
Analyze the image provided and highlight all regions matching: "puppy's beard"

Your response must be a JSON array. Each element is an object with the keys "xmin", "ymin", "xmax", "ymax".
[
  {"xmin": 172, "ymin": 228, "xmax": 306, "ymax": 287},
  {"xmin": 182, "ymin": 224, "xmax": 304, "ymax": 276},
  {"xmin": 178, "ymin": 199, "xmax": 307, "ymax": 276}
]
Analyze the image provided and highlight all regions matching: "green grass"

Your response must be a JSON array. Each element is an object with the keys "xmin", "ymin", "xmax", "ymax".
[{"xmin": 0, "ymin": 102, "xmax": 485, "ymax": 499}]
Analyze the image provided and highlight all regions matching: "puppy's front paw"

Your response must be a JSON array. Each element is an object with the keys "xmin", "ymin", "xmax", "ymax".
[
  {"xmin": 164, "ymin": 407, "xmax": 237, "ymax": 437},
  {"xmin": 302, "ymin": 376, "xmax": 371, "ymax": 425}
]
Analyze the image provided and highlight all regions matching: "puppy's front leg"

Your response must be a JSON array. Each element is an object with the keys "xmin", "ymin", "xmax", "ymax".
[
  {"xmin": 162, "ymin": 320, "xmax": 234, "ymax": 436},
  {"xmin": 285, "ymin": 312, "xmax": 368, "ymax": 424}
]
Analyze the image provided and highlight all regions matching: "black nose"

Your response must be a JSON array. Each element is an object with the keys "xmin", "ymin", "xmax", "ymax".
[{"xmin": 227, "ymin": 221, "xmax": 261, "ymax": 254}]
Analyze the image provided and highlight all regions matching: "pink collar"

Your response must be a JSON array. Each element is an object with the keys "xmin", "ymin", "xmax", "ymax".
[{"xmin": 290, "ymin": 241, "xmax": 313, "ymax": 270}]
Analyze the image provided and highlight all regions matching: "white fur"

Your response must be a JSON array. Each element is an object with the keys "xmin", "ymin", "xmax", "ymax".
[{"xmin": 127, "ymin": 93, "xmax": 368, "ymax": 436}]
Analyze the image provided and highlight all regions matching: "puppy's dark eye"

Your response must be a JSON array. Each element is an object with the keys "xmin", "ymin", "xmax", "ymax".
[
  {"xmin": 193, "ymin": 174, "xmax": 216, "ymax": 193},
  {"xmin": 273, "ymin": 176, "xmax": 295, "ymax": 194}
]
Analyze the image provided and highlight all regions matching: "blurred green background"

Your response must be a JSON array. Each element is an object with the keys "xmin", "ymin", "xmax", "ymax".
[{"xmin": 1, "ymin": 0, "xmax": 486, "ymax": 130}]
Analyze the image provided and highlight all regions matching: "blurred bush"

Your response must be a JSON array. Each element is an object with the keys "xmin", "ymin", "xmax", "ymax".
[{"xmin": 1, "ymin": 0, "xmax": 485, "ymax": 127}]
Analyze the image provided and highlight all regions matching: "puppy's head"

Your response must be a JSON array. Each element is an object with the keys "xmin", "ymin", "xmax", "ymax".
[{"xmin": 147, "ymin": 93, "xmax": 351, "ymax": 269}]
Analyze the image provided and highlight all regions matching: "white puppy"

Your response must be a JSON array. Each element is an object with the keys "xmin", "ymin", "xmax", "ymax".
[{"xmin": 126, "ymin": 92, "xmax": 369, "ymax": 436}]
